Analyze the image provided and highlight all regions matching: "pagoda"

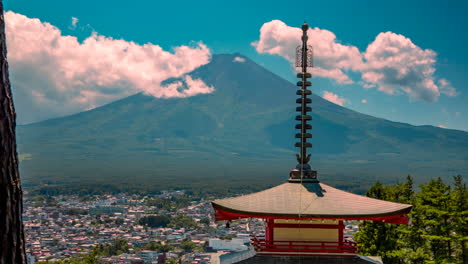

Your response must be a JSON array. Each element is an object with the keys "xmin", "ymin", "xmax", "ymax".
[{"xmin": 211, "ymin": 23, "xmax": 412, "ymax": 258}]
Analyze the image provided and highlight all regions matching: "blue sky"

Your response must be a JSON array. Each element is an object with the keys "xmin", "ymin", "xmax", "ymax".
[{"xmin": 4, "ymin": 0, "xmax": 468, "ymax": 131}]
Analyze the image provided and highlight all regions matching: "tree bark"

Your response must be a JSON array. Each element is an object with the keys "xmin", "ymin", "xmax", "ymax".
[{"xmin": 0, "ymin": 2, "xmax": 27, "ymax": 264}]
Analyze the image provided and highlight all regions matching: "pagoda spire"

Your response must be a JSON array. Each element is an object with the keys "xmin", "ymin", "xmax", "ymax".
[{"xmin": 289, "ymin": 22, "xmax": 318, "ymax": 183}]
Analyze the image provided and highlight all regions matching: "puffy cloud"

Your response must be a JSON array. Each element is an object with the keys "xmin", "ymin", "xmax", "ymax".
[
  {"xmin": 361, "ymin": 32, "xmax": 442, "ymax": 102},
  {"xmin": 252, "ymin": 20, "xmax": 361, "ymax": 84},
  {"xmin": 322, "ymin": 91, "xmax": 348, "ymax": 106},
  {"xmin": 254, "ymin": 20, "xmax": 456, "ymax": 102},
  {"xmin": 5, "ymin": 11, "xmax": 213, "ymax": 123},
  {"xmin": 233, "ymin": 56, "xmax": 246, "ymax": 63}
]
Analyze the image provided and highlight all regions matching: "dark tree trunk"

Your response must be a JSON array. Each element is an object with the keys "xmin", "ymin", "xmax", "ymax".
[{"xmin": 0, "ymin": 2, "xmax": 27, "ymax": 264}]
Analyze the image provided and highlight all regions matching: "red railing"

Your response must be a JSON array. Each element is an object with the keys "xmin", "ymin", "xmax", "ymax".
[{"xmin": 250, "ymin": 235, "xmax": 357, "ymax": 254}]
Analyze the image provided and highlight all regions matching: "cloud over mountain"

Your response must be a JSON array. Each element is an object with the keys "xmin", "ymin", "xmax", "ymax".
[
  {"xmin": 5, "ymin": 11, "xmax": 213, "ymax": 123},
  {"xmin": 322, "ymin": 91, "xmax": 348, "ymax": 106},
  {"xmin": 253, "ymin": 20, "xmax": 456, "ymax": 102},
  {"xmin": 252, "ymin": 20, "xmax": 360, "ymax": 84}
]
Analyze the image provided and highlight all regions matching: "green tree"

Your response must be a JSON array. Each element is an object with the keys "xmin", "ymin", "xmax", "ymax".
[
  {"xmin": 199, "ymin": 217, "xmax": 210, "ymax": 226},
  {"xmin": 451, "ymin": 175, "xmax": 468, "ymax": 264},
  {"xmin": 169, "ymin": 214, "xmax": 197, "ymax": 228},
  {"xmin": 159, "ymin": 244, "xmax": 174, "ymax": 253},
  {"xmin": 355, "ymin": 181, "xmax": 400, "ymax": 262},
  {"xmin": 166, "ymin": 258, "xmax": 178, "ymax": 264},
  {"xmin": 139, "ymin": 215, "xmax": 170, "ymax": 228},
  {"xmin": 357, "ymin": 176, "xmax": 467, "ymax": 264},
  {"xmin": 180, "ymin": 240, "xmax": 197, "ymax": 252},
  {"xmin": 143, "ymin": 241, "xmax": 163, "ymax": 251},
  {"xmin": 95, "ymin": 238, "xmax": 129, "ymax": 257},
  {"xmin": 63, "ymin": 208, "xmax": 88, "ymax": 216},
  {"xmin": 419, "ymin": 178, "xmax": 454, "ymax": 263},
  {"xmin": 387, "ymin": 176, "xmax": 430, "ymax": 263},
  {"xmin": 219, "ymin": 234, "xmax": 236, "ymax": 240},
  {"xmin": 143, "ymin": 242, "xmax": 174, "ymax": 253}
]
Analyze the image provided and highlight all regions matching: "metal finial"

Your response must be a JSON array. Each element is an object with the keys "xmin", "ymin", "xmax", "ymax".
[{"xmin": 289, "ymin": 22, "xmax": 317, "ymax": 183}]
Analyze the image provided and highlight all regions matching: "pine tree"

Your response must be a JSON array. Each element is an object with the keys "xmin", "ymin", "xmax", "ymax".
[
  {"xmin": 418, "ymin": 178, "xmax": 454, "ymax": 263},
  {"xmin": 357, "ymin": 176, "xmax": 466, "ymax": 263},
  {"xmin": 388, "ymin": 176, "xmax": 430, "ymax": 263},
  {"xmin": 355, "ymin": 182, "xmax": 400, "ymax": 263},
  {"xmin": 451, "ymin": 175, "xmax": 467, "ymax": 263}
]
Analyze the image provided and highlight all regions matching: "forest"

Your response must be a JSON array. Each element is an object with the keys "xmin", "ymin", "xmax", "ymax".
[{"xmin": 356, "ymin": 175, "xmax": 467, "ymax": 264}]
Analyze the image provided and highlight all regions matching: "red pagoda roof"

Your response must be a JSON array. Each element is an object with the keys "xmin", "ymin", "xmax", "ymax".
[{"xmin": 212, "ymin": 182, "xmax": 412, "ymax": 223}]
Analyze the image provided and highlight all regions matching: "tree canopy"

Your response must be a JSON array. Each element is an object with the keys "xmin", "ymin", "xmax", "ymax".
[
  {"xmin": 355, "ymin": 175, "xmax": 467, "ymax": 264},
  {"xmin": 138, "ymin": 215, "xmax": 170, "ymax": 228}
]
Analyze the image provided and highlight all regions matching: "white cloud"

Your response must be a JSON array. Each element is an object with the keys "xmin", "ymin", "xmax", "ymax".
[
  {"xmin": 312, "ymin": 67, "xmax": 353, "ymax": 84},
  {"xmin": 5, "ymin": 11, "xmax": 213, "ymax": 123},
  {"xmin": 254, "ymin": 20, "xmax": 456, "ymax": 102},
  {"xmin": 233, "ymin": 56, "xmax": 246, "ymax": 63},
  {"xmin": 252, "ymin": 20, "xmax": 361, "ymax": 84},
  {"xmin": 438, "ymin": 125, "xmax": 447, "ymax": 128},
  {"xmin": 322, "ymin": 91, "xmax": 348, "ymax": 106},
  {"xmin": 69, "ymin": 17, "xmax": 78, "ymax": 30},
  {"xmin": 361, "ymin": 32, "xmax": 442, "ymax": 102},
  {"xmin": 361, "ymin": 99, "xmax": 367, "ymax": 103},
  {"xmin": 157, "ymin": 76, "xmax": 214, "ymax": 98},
  {"xmin": 438, "ymin": 78, "xmax": 457, "ymax": 97}
]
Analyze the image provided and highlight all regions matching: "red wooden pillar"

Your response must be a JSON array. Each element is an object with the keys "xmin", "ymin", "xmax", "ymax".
[
  {"xmin": 338, "ymin": 220, "xmax": 344, "ymax": 244},
  {"xmin": 266, "ymin": 218, "xmax": 274, "ymax": 242}
]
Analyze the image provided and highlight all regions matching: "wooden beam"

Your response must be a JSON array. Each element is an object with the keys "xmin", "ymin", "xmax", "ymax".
[{"xmin": 273, "ymin": 223, "xmax": 345, "ymax": 229}]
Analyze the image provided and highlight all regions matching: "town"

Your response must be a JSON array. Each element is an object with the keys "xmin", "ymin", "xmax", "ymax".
[{"xmin": 23, "ymin": 190, "xmax": 360, "ymax": 264}]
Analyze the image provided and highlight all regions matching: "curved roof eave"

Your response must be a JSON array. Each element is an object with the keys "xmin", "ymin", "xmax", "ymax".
[
  {"xmin": 212, "ymin": 182, "xmax": 413, "ymax": 219},
  {"xmin": 212, "ymin": 202, "xmax": 412, "ymax": 219}
]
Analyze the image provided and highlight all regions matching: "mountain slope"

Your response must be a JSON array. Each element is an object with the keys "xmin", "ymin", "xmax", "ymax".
[{"xmin": 16, "ymin": 54, "xmax": 468, "ymax": 191}]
